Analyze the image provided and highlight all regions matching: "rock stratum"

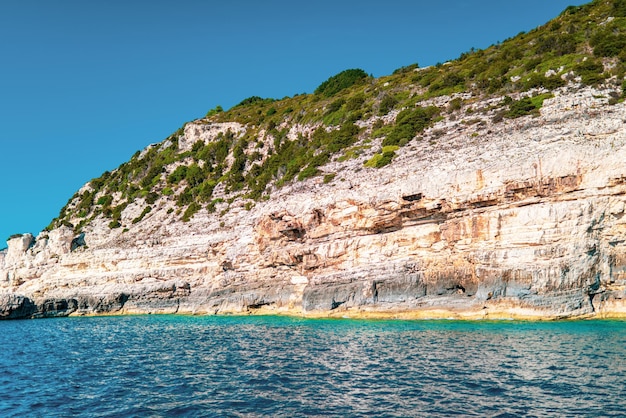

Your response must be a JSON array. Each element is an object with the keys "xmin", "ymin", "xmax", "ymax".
[{"xmin": 1, "ymin": 83, "xmax": 626, "ymax": 320}]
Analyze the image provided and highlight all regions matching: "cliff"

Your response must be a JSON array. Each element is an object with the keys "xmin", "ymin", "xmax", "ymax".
[
  {"xmin": 2, "ymin": 1, "xmax": 626, "ymax": 319},
  {"xmin": 2, "ymin": 84, "xmax": 625, "ymax": 320}
]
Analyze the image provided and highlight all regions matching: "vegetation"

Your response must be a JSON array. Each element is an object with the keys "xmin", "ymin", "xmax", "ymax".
[
  {"xmin": 314, "ymin": 69, "xmax": 369, "ymax": 97},
  {"xmin": 45, "ymin": 0, "xmax": 626, "ymax": 232},
  {"xmin": 205, "ymin": 105, "xmax": 223, "ymax": 118},
  {"xmin": 365, "ymin": 146, "xmax": 399, "ymax": 168},
  {"xmin": 503, "ymin": 94, "xmax": 554, "ymax": 118},
  {"xmin": 392, "ymin": 63, "xmax": 419, "ymax": 75},
  {"xmin": 382, "ymin": 106, "xmax": 439, "ymax": 147},
  {"xmin": 236, "ymin": 96, "xmax": 275, "ymax": 107}
]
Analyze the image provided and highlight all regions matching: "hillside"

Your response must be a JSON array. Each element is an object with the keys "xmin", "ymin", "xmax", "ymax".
[
  {"xmin": 1, "ymin": 0, "xmax": 626, "ymax": 319},
  {"xmin": 46, "ymin": 0, "xmax": 626, "ymax": 232}
]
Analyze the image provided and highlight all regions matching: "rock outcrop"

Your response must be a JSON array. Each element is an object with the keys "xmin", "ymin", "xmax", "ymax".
[{"xmin": 1, "ymin": 86, "xmax": 626, "ymax": 320}]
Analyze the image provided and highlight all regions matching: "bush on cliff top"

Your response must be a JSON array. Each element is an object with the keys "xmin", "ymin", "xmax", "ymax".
[{"xmin": 315, "ymin": 69, "xmax": 369, "ymax": 97}]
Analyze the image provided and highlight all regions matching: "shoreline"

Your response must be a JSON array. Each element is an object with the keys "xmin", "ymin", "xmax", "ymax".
[
  {"xmin": 49, "ymin": 305, "xmax": 626, "ymax": 322},
  {"xmin": 4, "ymin": 291, "xmax": 626, "ymax": 321}
]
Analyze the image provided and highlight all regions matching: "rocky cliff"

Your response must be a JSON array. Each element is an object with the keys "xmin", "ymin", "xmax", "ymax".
[
  {"xmin": 2, "ymin": 83, "xmax": 625, "ymax": 320},
  {"xmin": 3, "ymin": 0, "xmax": 626, "ymax": 319}
]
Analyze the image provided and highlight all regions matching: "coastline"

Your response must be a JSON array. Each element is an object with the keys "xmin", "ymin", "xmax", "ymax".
[
  {"xmin": 3, "ymin": 89, "xmax": 626, "ymax": 324},
  {"xmin": 54, "ymin": 302, "xmax": 626, "ymax": 322}
]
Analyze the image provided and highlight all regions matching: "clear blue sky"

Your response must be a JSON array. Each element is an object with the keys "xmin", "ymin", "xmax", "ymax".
[{"xmin": 0, "ymin": 0, "xmax": 587, "ymax": 246}]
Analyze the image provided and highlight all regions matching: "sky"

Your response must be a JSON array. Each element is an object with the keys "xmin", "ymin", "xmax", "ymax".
[{"xmin": 0, "ymin": 0, "xmax": 588, "ymax": 246}]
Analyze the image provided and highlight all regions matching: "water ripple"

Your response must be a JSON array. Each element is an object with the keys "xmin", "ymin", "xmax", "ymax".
[{"xmin": 0, "ymin": 316, "xmax": 625, "ymax": 417}]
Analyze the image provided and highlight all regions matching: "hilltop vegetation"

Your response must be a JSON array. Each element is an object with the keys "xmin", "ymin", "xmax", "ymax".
[{"xmin": 47, "ymin": 0, "xmax": 626, "ymax": 233}]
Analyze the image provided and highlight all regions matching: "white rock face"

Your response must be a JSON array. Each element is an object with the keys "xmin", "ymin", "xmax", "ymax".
[
  {"xmin": 180, "ymin": 122, "xmax": 245, "ymax": 151},
  {"xmin": 45, "ymin": 227, "xmax": 75, "ymax": 257},
  {"xmin": 1, "ymin": 85, "xmax": 626, "ymax": 320},
  {"xmin": 5, "ymin": 234, "xmax": 34, "ymax": 267}
]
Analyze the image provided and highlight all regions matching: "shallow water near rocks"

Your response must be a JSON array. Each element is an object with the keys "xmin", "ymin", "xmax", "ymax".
[{"xmin": 0, "ymin": 315, "xmax": 625, "ymax": 417}]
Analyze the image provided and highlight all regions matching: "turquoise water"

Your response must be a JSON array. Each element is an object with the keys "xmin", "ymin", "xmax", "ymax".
[{"xmin": 0, "ymin": 316, "xmax": 625, "ymax": 417}]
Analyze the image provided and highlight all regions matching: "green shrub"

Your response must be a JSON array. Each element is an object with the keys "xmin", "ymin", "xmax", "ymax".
[
  {"xmin": 364, "ymin": 146, "xmax": 399, "ymax": 168},
  {"xmin": 441, "ymin": 73, "xmax": 465, "ymax": 89},
  {"xmin": 524, "ymin": 57, "xmax": 543, "ymax": 71},
  {"xmin": 182, "ymin": 202, "xmax": 201, "ymax": 222},
  {"xmin": 382, "ymin": 106, "xmax": 439, "ymax": 147},
  {"xmin": 205, "ymin": 105, "xmax": 223, "ymax": 118},
  {"xmin": 96, "ymin": 195, "xmax": 113, "ymax": 207},
  {"xmin": 325, "ymin": 98, "xmax": 345, "ymax": 115},
  {"xmin": 326, "ymin": 123, "xmax": 360, "ymax": 153},
  {"xmin": 477, "ymin": 75, "xmax": 507, "ymax": 93},
  {"xmin": 236, "ymin": 96, "xmax": 274, "ymax": 107},
  {"xmin": 345, "ymin": 95, "xmax": 365, "ymax": 112},
  {"xmin": 613, "ymin": 0, "xmax": 626, "ymax": 17},
  {"xmin": 338, "ymin": 145, "xmax": 369, "ymax": 162},
  {"xmin": 76, "ymin": 190, "xmax": 94, "ymax": 213},
  {"xmin": 132, "ymin": 206, "xmax": 152, "ymax": 224},
  {"xmin": 591, "ymin": 31, "xmax": 626, "ymax": 57},
  {"xmin": 315, "ymin": 69, "xmax": 368, "ymax": 97},
  {"xmin": 176, "ymin": 187, "xmax": 193, "ymax": 207},
  {"xmin": 377, "ymin": 151, "xmax": 395, "ymax": 167},
  {"xmin": 226, "ymin": 140, "xmax": 248, "ymax": 191},
  {"xmin": 168, "ymin": 165, "xmax": 187, "ymax": 184},
  {"xmin": 196, "ymin": 135, "xmax": 231, "ymax": 165},
  {"xmin": 371, "ymin": 124, "xmax": 393, "ymax": 139},
  {"xmin": 197, "ymin": 180, "xmax": 216, "ymax": 202},
  {"xmin": 447, "ymin": 98, "xmax": 463, "ymax": 112},
  {"xmin": 530, "ymin": 93, "xmax": 553, "ymax": 109},
  {"xmin": 308, "ymin": 151, "xmax": 331, "ymax": 168},
  {"xmin": 191, "ymin": 140, "xmax": 204, "ymax": 153},
  {"xmin": 185, "ymin": 164, "xmax": 205, "ymax": 187},
  {"xmin": 575, "ymin": 59, "xmax": 606, "ymax": 85},
  {"xmin": 429, "ymin": 73, "xmax": 465, "ymax": 95},
  {"xmin": 505, "ymin": 97, "xmax": 538, "ymax": 118},
  {"xmin": 107, "ymin": 202, "xmax": 128, "ymax": 227},
  {"xmin": 323, "ymin": 173, "xmax": 336, "ymax": 184},
  {"xmin": 140, "ymin": 164, "xmax": 163, "ymax": 189},
  {"xmin": 392, "ymin": 63, "xmax": 418, "ymax": 75},
  {"xmin": 206, "ymin": 198, "xmax": 224, "ymax": 214},
  {"xmin": 89, "ymin": 172, "xmax": 110, "ymax": 192},
  {"xmin": 413, "ymin": 67, "xmax": 439, "ymax": 88},
  {"xmin": 382, "ymin": 145, "xmax": 399, "ymax": 153},
  {"xmin": 535, "ymin": 34, "xmax": 577, "ymax": 56},
  {"xmin": 561, "ymin": 5, "xmax": 583, "ymax": 15},
  {"xmin": 297, "ymin": 165, "xmax": 319, "ymax": 181},
  {"xmin": 522, "ymin": 73, "xmax": 565, "ymax": 91},
  {"xmin": 145, "ymin": 192, "xmax": 159, "ymax": 204},
  {"xmin": 379, "ymin": 95, "xmax": 398, "ymax": 115}
]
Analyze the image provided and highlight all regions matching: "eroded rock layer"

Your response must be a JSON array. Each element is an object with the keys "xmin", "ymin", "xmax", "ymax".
[{"xmin": 2, "ymin": 87, "xmax": 626, "ymax": 319}]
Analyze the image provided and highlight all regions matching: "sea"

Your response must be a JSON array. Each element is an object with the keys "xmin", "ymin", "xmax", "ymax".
[{"xmin": 0, "ymin": 315, "xmax": 624, "ymax": 417}]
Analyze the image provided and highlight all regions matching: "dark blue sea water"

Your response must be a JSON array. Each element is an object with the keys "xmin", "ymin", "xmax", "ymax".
[{"xmin": 0, "ymin": 316, "xmax": 625, "ymax": 417}]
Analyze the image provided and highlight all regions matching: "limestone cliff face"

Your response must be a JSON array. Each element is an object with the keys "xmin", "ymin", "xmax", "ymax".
[{"xmin": 1, "ymin": 86, "xmax": 626, "ymax": 319}]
